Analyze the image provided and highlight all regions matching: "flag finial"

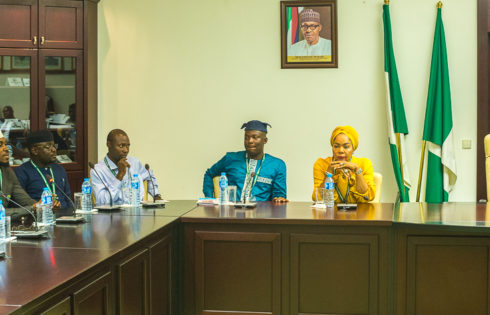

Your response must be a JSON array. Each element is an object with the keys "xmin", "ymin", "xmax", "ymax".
[
  {"xmin": 437, "ymin": 1, "xmax": 443, "ymax": 8},
  {"xmin": 384, "ymin": 0, "xmax": 389, "ymax": 4}
]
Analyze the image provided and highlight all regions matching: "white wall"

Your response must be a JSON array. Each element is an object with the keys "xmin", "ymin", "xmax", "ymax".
[{"xmin": 98, "ymin": 0, "xmax": 477, "ymax": 202}]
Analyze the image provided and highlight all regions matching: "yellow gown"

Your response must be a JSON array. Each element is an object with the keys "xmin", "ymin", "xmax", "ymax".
[{"xmin": 312, "ymin": 156, "xmax": 376, "ymax": 203}]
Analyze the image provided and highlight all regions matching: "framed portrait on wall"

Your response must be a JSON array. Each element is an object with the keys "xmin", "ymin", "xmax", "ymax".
[{"xmin": 280, "ymin": 0, "xmax": 337, "ymax": 69}]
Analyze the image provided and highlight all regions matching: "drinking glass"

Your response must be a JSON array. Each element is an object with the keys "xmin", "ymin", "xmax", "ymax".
[
  {"xmin": 228, "ymin": 186, "xmax": 237, "ymax": 204},
  {"xmin": 74, "ymin": 192, "xmax": 83, "ymax": 210},
  {"xmin": 314, "ymin": 187, "xmax": 326, "ymax": 206}
]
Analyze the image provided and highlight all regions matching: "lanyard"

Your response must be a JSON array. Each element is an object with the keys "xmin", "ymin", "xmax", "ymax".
[
  {"xmin": 104, "ymin": 156, "xmax": 131, "ymax": 179},
  {"xmin": 0, "ymin": 168, "xmax": 3, "ymax": 191},
  {"xmin": 335, "ymin": 182, "xmax": 350, "ymax": 203},
  {"xmin": 241, "ymin": 153, "xmax": 265, "ymax": 201},
  {"xmin": 31, "ymin": 160, "xmax": 55, "ymax": 194}
]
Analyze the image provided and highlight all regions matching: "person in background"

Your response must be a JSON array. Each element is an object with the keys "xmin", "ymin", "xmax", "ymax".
[
  {"xmin": 203, "ymin": 120, "xmax": 288, "ymax": 203},
  {"xmin": 15, "ymin": 130, "xmax": 71, "ymax": 209},
  {"xmin": 312, "ymin": 126, "xmax": 375, "ymax": 203},
  {"xmin": 91, "ymin": 129, "xmax": 162, "ymax": 205},
  {"xmin": 2, "ymin": 106, "xmax": 14, "ymax": 119}
]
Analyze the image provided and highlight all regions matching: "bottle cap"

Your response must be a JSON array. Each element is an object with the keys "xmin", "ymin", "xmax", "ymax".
[
  {"xmin": 221, "ymin": 172, "xmax": 226, "ymax": 176},
  {"xmin": 327, "ymin": 173, "xmax": 332, "ymax": 178},
  {"xmin": 84, "ymin": 178, "xmax": 89, "ymax": 181},
  {"xmin": 133, "ymin": 174, "xmax": 138, "ymax": 177},
  {"xmin": 43, "ymin": 187, "xmax": 49, "ymax": 191}
]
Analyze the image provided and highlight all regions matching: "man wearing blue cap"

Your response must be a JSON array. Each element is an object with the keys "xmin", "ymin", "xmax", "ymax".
[{"xmin": 203, "ymin": 120, "xmax": 288, "ymax": 203}]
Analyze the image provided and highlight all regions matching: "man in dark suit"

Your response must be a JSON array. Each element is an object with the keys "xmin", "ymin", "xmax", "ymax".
[{"xmin": 0, "ymin": 132, "xmax": 40, "ymax": 220}]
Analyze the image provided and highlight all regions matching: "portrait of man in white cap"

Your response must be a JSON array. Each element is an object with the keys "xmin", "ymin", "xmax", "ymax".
[{"xmin": 288, "ymin": 8, "xmax": 332, "ymax": 58}]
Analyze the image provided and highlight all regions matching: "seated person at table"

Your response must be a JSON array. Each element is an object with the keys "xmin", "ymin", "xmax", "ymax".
[
  {"xmin": 203, "ymin": 120, "xmax": 288, "ymax": 203},
  {"xmin": 91, "ymin": 129, "xmax": 162, "ymax": 205},
  {"xmin": 0, "ymin": 131, "xmax": 41, "ymax": 220},
  {"xmin": 15, "ymin": 130, "xmax": 69, "ymax": 210},
  {"xmin": 312, "ymin": 126, "xmax": 375, "ymax": 203}
]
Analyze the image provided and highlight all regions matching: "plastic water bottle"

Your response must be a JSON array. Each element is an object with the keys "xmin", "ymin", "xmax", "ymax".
[
  {"xmin": 219, "ymin": 172, "xmax": 229, "ymax": 205},
  {"xmin": 0, "ymin": 200, "xmax": 6, "ymax": 240},
  {"xmin": 41, "ymin": 187, "xmax": 54, "ymax": 225},
  {"xmin": 131, "ymin": 174, "xmax": 141, "ymax": 206},
  {"xmin": 325, "ymin": 173, "xmax": 335, "ymax": 208},
  {"xmin": 81, "ymin": 178, "xmax": 92, "ymax": 211}
]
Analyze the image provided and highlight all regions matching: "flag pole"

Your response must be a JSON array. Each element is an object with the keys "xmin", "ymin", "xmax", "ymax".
[
  {"xmin": 416, "ymin": 140, "xmax": 427, "ymax": 201},
  {"xmin": 395, "ymin": 133, "xmax": 406, "ymax": 196}
]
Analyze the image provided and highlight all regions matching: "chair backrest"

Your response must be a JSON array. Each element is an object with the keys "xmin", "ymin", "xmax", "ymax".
[
  {"xmin": 143, "ymin": 180, "xmax": 148, "ymax": 201},
  {"xmin": 372, "ymin": 172, "xmax": 383, "ymax": 203},
  {"xmin": 485, "ymin": 134, "xmax": 490, "ymax": 201},
  {"xmin": 213, "ymin": 176, "xmax": 220, "ymax": 198}
]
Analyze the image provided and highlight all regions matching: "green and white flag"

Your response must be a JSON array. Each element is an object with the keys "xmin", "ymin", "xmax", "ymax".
[
  {"xmin": 383, "ymin": 3, "xmax": 410, "ymax": 202},
  {"xmin": 422, "ymin": 5, "xmax": 457, "ymax": 203}
]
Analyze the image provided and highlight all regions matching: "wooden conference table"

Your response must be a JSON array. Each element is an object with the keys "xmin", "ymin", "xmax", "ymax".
[{"xmin": 1, "ymin": 201, "xmax": 490, "ymax": 315}]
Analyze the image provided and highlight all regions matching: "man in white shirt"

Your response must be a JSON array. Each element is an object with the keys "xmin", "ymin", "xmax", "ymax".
[
  {"xmin": 91, "ymin": 129, "xmax": 161, "ymax": 205},
  {"xmin": 288, "ymin": 9, "xmax": 331, "ymax": 57}
]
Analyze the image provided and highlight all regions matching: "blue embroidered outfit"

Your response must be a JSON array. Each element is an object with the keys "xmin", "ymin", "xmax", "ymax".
[{"xmin": 203, "ymin": 151, "xmax": 287, "ymax": 201}]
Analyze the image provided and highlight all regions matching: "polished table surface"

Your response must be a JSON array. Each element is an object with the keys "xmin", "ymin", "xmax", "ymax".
[
  {"xmin": 182, "ymin": 202, "xmax": 396, "ymax": 225},
  {"xmin": 2, "ymin": 201, "xmax": 490, "ymax": 314},
  {"xmin": 91, "ymin": 199, "xmax": 198, "ymax": 217},
  {"xmin": 393, "ymin": 202, "xmax": 490, "ymax": 227},
  {"xmin": 12, "ymin": 215, "xmax": 178, "ymax": 250},
  {"xmin": 183, "ymin": 202, "xmax": 490, "ymax": 228},
  {"xmin": 0, "ymin": 246, "xmax": 113, "ymax": 308},
  {"xmin": 0, "ymin": 200, "xmax": 199, "ymax": 314}
]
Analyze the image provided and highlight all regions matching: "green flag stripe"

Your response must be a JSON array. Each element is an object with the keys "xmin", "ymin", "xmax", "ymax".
[
  {"xmin": 383, "ymin": 4, "xmax": 408, "ymax": 135},
  {"xmin": 422, "ymin": 8, "xmax": 453, "ymax": 145},
  {"xmin": 389, "ymin": 142, "xmax": 410, "ymax": 201},
  {"xmin": 425, "ymin": 151, "xmax": 447, "ymax": 202},
  {"xmin": 423, "ymin": 7, "xmax": 456, "ymax": 203},
  {"xmin": 383, "ymin": 3, "xmax": 410, "ymax": 202}
]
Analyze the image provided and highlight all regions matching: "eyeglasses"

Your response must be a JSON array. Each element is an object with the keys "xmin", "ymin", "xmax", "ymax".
[
  {"xmin": 301, "ymin": 24, "xmax": 320, "ymax": 31},
  {"xmin": 36, "ymin": 143, "xmax": 58, "ymax": 150}
]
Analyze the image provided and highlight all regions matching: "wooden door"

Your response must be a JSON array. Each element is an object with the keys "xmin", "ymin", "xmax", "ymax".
[
  {"xmin": 73, "ymin": 272, "xmax": 113, "ymax": 315},
  {"xmin": 40, "ymin": 296, "xmax": 72, "ymax": 315},
  {"xmin": 39, "ymin": 0, "xmax": 83, "ymax": 49},
  {"xmin": 0, "ymin": 0, "xmax": 38, "ymax": 48},
  {"xmin": 117, "ymin": 249, "xmax": 150, "ymax": 315},
  {"xmin": 149, "ymin": 236, "xmax": 172, "ymax": 315}
]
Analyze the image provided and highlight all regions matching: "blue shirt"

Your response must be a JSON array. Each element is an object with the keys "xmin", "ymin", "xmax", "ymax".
[
  {"xmin": 91, "ymin": 155, "xmax": 160, "ymax": 206},
  {"xmin": 14, "ymin": 160, "xmax": 72, "ymax": 209},
  {"xmin": 203, "ymin": 151, "xmax": 287, "ymax": 201}
]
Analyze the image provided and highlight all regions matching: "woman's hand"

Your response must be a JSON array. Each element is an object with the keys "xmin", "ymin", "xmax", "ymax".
[{"xmin": 330, "ymin": 161, "xmax": 360, "ymax": 174}]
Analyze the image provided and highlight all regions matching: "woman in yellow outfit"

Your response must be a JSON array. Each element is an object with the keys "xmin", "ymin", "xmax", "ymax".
[{"xmin": 312, "ymin": 126, "xmax": 375, "ymax": 203}]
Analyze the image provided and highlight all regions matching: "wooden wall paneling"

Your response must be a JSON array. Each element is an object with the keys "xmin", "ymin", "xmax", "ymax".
[
  {"xmin": 406, "ymin": 236, "xmax": 490, "ymax": 315},
  {"xmin": 0, "ymin": 0, "xmax": 37, "ymax": 48},
  {"xmin": 39, "ymin": 296, "xmax": 71, "ymax": 315},
  {"xmin": 38, "ymin": 0, "xmax": 83, "ymax": 49},
  {"xmin": 117, "ymin": 249, "xmax": 150, "ymax": 315},
  {"xmin": 289, "ymin": 233, "xmax": 379, "ymax": 315},
  {"xmin": 149, "ymin": 235, "xmax": 172, "ymax": 315},
  {"xmin": 73, "ymin": 271, "xmax": 113, "ymax": 315},
  {"xmin": 193, "ymin": 230, "xmax": 281, "ymax": 315}
]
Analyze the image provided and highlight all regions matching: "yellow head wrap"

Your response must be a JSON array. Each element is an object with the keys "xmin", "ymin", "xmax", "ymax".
[{"xmin": 330, "ymin": 126, "xmax": 359, "ymax": 150}]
